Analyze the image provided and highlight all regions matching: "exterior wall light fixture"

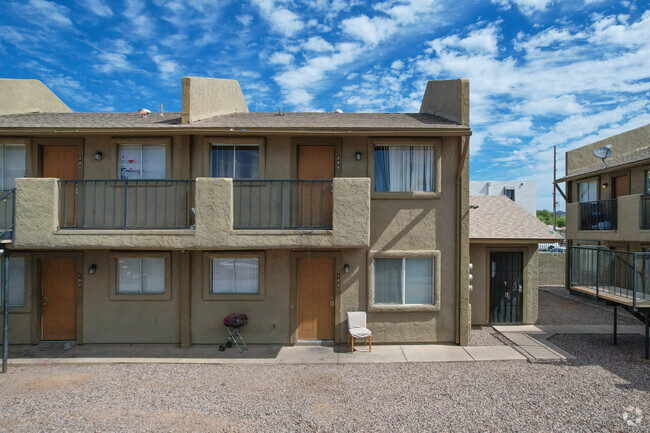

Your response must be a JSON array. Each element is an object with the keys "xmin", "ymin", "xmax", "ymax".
[
  {"xmin": 344, "ymin": 264, "xmax": 350, "ymax": 273},
  {"xmin": 355, "ymin": 151, "xmax": 362, "ymax": 161},
  {"xmin": 88, "ymin": 264, "xmax": 97, "ymax": 274},
  {"xmin": 94, "ymin": 152, "xmax": 103, "ymax": 161},
  {"xmin": 602, "ymin": 182, "xmax": 608, "ymax": 189}
]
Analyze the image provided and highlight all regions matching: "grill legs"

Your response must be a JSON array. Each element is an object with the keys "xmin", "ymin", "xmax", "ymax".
[{"xmin": 220, "ymin": 327, "xmax": 248, "ymax": 353}]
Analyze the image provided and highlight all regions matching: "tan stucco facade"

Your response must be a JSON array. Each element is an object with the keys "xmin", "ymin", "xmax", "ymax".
[{"xmin": 0, "ymin": 79, "xmax": 71, "ymax": 115}]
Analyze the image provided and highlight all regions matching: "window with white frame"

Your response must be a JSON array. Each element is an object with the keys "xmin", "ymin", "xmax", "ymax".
[
  {"xmin": 117, "ymin": 257, "xmax": 165, "ymax": 294},
  {"xmin": 210, "ymin": 257, "xmax": 259, "ymax": 294},
  {"xmin": 374, "ymin": 257, "xmax": 434, "ymax": 305},
  {"xmin": 0, "ymin": 257, "xmax": 25, "ymax": 307},
  {"xmin": 211, "ymin": 144, "xmax": 259, "ymax": 179},
  {"xmin": 119, "ymin": 144, "xmax": 166, "ymax": 179},
  {"xmin": 374, "ymin": 145, "xmax": 434, "ymax": 192},
  {"xmin": 1, "ymin": 144, "xmax": 26, "ymax": 190},
  {"xmin": 578, "ymin": 180, "xmax": 598, "ymax": 202}
]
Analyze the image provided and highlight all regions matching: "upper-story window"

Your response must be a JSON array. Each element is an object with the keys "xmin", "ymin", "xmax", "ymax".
[
  {"xmin": 211, "ymin": 144, "xmax": 259, "ymax": 179},
  {"xmin": 504, "ymin": 188, "xmax": 515, "ymax": 201},
  {"xmin": 119, "ymin": 144, "xmax": 166, "ymax": 179},
  {"xmin": 645, "ymin": 170, "xmax": 650, "ymax": 195},
  {"xmin": 374, "ymin": 145, "xmax": 434, "ymax": 192},
  {"xmin": 578, "ymin": 180, "xmax": 598, "ymax": 202},
  {"xmin": 1, "ymin": 143, "xmax": 26, "ymax": 190}
]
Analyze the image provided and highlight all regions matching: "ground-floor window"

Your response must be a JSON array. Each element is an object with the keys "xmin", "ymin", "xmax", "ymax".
[
  {"xmin": 0, "ymin": 257, "xmax": 25, "ymax": 307},
  {"xmin": 374, "ymin": 257, "xmax": 434, "ymax": 305},
  {"xmin": 117, "ymin": 257, "xmax": 165, "ymax": 294},
  {"xmin": 210, "ymin": 258, "xmax": 259, "ymax": 294}
]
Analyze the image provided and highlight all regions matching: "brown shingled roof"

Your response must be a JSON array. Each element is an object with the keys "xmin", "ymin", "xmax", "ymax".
[
  {"xmin": 470, "ymin": 195, "xmax": 562, "ymax": 242},
  {"xmin": 0, "ymin": 111, "xmax": 470, "ymax": 132},
  {"xmin": 556, "ymin": 146, "xmax": 650, "ymax": 183}
]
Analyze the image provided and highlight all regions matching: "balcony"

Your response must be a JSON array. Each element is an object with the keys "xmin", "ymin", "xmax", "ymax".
[
  {"xmin": 13, "ymin": 177, "xmax": 370, "ymax": 250},
  {"xmin": 566, "ymin": 194, "xmax": 650, "ymax": 243},
  {"xmin": 579, "ymin": 199, "xmax": 617, "ymax": 230}
]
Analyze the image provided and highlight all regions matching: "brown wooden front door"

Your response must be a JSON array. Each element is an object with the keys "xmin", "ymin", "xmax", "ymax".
[
  {"xmin": 613, "ymin": 175, "xmax": 629, "ymax": 198},
  {"xmin": 297, "ymin": 146, "xmax": 334, "ymax": 228},
  {"xmin": 43, "ymin": 146, "xmax": 79, "ymax": 226},
  {"xmin": 297, "ymin": 257, "xmax": 335, "ymax": 340},
  {"xmin": 42, "ymin": 257, "xmax": 77, "ymax": 340}
]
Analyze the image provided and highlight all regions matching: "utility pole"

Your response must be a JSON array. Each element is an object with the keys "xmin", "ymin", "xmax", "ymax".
[{"xmin": 553, "ymin": 145, "xmax": 557, "ymax": 231}]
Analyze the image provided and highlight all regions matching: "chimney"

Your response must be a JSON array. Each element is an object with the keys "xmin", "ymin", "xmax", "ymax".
[
  {"xmin": 181, "ymin": 77, "xmax": 248, "ymax": 124},
  {"xmin": 419, "ymin": 79, "xmax": 469, "ymax": 126}
]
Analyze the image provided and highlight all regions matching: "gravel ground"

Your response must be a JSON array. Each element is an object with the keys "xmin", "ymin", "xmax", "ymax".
[
  {"xmin": 537, "ymin": 288, "xmax": 639, "ymax": 325},
  {"xmin": 1, "ymin": 338, "xmax": 648, "ymax": 433},
  {"xmin": 469, "ymin": 326, "xmax": 507, "ymax": 346}
]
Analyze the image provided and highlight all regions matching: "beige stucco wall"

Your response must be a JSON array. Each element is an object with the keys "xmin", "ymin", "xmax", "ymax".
[
  {"xmin": 420, "ymin": 79, "xmax": 470, "ymax": 126},
  {"xmin": 538, "ymin": 253, "xmax": 566, "ymax": 286},
  {"xmin": 565, "ymin": 124, "xmax": 650, "ymax": 175},
  {"xmin": 181, "ymin": 77, "xmax": 248, "ymax": 124},
  {"xmin": 14, "ymin": 177, "xmax": 370, "ymax": 250},
  {"xmin": 0, "ymin": 79, "xmax": 71, "ymax": 115},
  {"xmin": 469, "ymin": 243, "xmax": 538, "ymax": 325}
]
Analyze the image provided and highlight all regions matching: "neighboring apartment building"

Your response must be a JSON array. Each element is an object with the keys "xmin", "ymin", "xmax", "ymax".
[
  {"xmin": 469, "ymin": 181, "xmax": 536, "ymax": 215},
  {"xmin": 0, "ymin": 77, "xmax": 474, "ymax": 347},
  {"xmin": 557, "ymin": 124, "xmax": 650, "ymax": 325}
]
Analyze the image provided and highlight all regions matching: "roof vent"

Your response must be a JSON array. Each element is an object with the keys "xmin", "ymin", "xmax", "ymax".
[
  {"xmin": 333, "ymin": 108, "xmax": 343, "ymax": 113},
  {"xmin": 138, "ymin": 108, "xmax": 151, "ymax": 118}
]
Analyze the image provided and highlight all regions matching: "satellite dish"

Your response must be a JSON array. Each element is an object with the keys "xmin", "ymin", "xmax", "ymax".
[{"xmin": 593, "ymin": 145, "xmax": 612, "ymax": 167}]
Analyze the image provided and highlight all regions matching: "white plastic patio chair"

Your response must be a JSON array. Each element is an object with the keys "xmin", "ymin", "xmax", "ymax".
[{"xmin": 347, "ymin": 311, "xmax": 372, "ymax": 352}]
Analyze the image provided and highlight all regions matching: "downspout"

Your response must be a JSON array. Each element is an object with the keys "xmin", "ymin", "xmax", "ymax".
[{"xmin": 456, "ymin": 136, "xmax": 470, "ymax": 344}]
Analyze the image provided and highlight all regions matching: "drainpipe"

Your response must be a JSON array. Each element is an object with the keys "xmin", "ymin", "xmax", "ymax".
[{"xmin": 456, "ymin": 136, "xmax": 470, "ymax": 345}]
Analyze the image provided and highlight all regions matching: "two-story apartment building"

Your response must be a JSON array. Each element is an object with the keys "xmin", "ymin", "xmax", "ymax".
[
  {"xmin": 469, "ymin": 180, "xmax": 537, "ymax": 215},
  {"xmin": 557, "ymin": 124, "xmax": 650, "ymax": 357},
  {"xmin": 0, "ymin": 77, "xmax": 473, "ymax": 347}
]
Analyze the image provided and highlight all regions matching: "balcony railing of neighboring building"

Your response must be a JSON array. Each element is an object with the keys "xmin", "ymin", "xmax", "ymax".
[
  {"xmin": 0, "ymin": 189, "xmax": 15, "ymax": 243},
  {"xmin": 233, "ymin": 180, "xmax": 333, "ymax": 230},
  {"xmin": 579, "ymin": 199, "xmax": 618, "ymax": 230},
  {"xmin": 58, "ymin": 180, "xmax": 195, "ymax": 230},
  {"xmin": 569, "ymin": 246, "xmax": 650, "ymax": 308},
  {"xmin": 641, "ymin": 195, "xmax": 650, "ymax": 229}
]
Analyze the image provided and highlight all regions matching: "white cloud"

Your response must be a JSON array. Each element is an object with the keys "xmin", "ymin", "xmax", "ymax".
[
  {"xmin": 492, "ymin": 0, "xmax": 553, "ymax": 15},
  {"xmin": 95, "ymin": 52, "xmax": 133, "ymax": 74},
  {"xmin": 269, "ymin": 52, "xmax": 295, "ymax": 65},
  {"xmin": 237, "ymin": 15, "xmax": 253, "ymax": 26},
  {"xmin": 251, "ymin": 0, "xmax": 304, "ymax": 37},
  {"xmin": 150, "ymin": 54, "xmax": 180, "ymax": 80},
  {"xmin": 302, "ymin": 36, "xmax": 334, "ymax": 52},
  {"xmin": 124, "ymin": 0, "xmax": 155, "ymax": 37},
  {"xmin": 81, "ymin": 0, "xmax": 113, "ymax": 18},
  {"xmin": 26, "ymin": 0, "xmax": 73, "ymax": 27}
]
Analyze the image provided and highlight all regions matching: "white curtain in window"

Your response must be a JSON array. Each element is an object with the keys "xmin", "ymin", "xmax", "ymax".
[
  {"xmin": 120, "ymin": 145, "xmax": 165, "ymax": 179},
  {"xmin": 117, "ymin": 258, "xmax": 142, "ymax": 293},
  {"xmin": 234, "ymin": 258, "xmax": 259, "ymax": 293},
  {"xmin": 211, "ymin": 258, "xmax": 259, "ymax": 294},
  {"xmin": 0, "ymin": 257, "xmax": 25, "ymax": 307},
  {"xmin": 377, "ymin": 146, "xmax": 434, "ymax": 192},
  {"xmin": 405, "ymin": 258, "xmax": 433, "ymax": 304},
  {"xmin": 2, "ymin": 144, "xmax": 26, "ymax": 190},
  {"xmin": 374, "ymin": 258, "xmax": 402, "ymax": 304},
  {"xmin": 141, "ymin": 258, "xmax": 165, "ymax": 294},
  {"xmin": 142, "ymin": 145, "xmax": 166, "ymax": 179}
]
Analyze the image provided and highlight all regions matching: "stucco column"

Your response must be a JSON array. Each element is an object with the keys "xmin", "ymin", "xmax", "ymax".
[{"xmin": 179, "ymin": 250, "xmax": 191, "ymax": 348}]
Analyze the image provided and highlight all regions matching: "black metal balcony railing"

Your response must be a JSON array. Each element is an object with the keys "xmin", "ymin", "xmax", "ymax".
[
  {"xmin": 58, "ymin": 180, "xmax": 195, "ymax": 230},
  {"xmin": 0, "ymin": 189, "xmax": 15, "ymax": 242},
  {"xmin": 233, "ymin": 180, "xmax": 333, "ymax": 230},
  {"xmin": 641, "ymin": 195, "xmax": 650, "ymax": 229},
  {"xmin": 579, "ymin": 199, "xmax": 617, "ymax": 230},
  {"xmin": 569, "ymin": 246, "xmax": 650, "ymax": 308}
]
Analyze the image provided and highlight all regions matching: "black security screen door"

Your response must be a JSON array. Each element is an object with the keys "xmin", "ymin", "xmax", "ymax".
[{"xmin": 490, "ymin": 252, "xmax": 524, "ymax": 324}]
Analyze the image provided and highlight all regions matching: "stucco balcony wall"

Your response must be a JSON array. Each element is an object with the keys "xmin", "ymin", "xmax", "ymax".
[
  {"xmin": 13, "ymin": 177, "xmax": 370, "ymax": 250},
  {"xmin": 567, "ymin": 194, "xmax": 650, "ymax": 243}
]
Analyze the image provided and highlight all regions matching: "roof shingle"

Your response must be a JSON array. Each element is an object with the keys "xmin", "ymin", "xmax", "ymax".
[
  {"xmin": 470, "ymin": 195, "xmax": 562, "ymax": 242},
  {"xmin": 0, "ymin": 112, "xmax": 469, "ymax": 131}
]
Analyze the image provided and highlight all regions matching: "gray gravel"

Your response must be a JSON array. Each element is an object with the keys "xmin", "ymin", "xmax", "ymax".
[
  {"xmin": 537, "ymin": 288, "xmax": 639, "ymax": 325},
  {"xmin": 1, "ymin": 340, "xmax": 648, "ymax": 433},
  {"xmin": 469, "ymin": 326, "xmax": 507, "ymax": 346}
]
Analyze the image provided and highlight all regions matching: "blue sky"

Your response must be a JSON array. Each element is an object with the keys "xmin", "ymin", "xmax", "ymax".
[{"xmin": 1, "ymin": 0, "xmax": 649, "ymax": 211}]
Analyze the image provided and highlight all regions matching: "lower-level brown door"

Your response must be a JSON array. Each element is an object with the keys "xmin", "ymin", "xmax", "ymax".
[
  {"xmin": 42, "ymin": 258, "xmax": 77, "ymax": 340},
  {"xmin": 298, "ymin": 258, "xmax": 334, "ymax": 340}
]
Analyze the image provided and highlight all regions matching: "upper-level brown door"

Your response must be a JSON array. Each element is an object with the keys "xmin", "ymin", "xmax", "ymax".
[
  {"xmin": 297, "ymin": 146, "xmax": 334, "ymax": 228},
  {"xmin": 42, "ymin": 257, "xmax": 77, "ymax": 340},
  {"xmin": 43, "ymin": 146, "xmax": 79, "ymax": 226},
  {"xmin": 612, "ymin": 175, "xmax": 629, "ymax": 198}
]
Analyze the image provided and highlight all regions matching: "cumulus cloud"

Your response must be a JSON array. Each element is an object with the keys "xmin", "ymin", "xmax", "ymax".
[
  {"xmin": 269, "ymin": 52, "xmax": 295, "ymax": 65},
  {"xmin": 251, "ymin": 0, "xmax": 304, "ymax": 36}
]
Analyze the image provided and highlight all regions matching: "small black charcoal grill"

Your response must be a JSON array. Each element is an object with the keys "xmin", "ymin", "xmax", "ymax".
[{"xmin": 219, "ymin": 313, "xmax": 248, "ymax": 353}]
